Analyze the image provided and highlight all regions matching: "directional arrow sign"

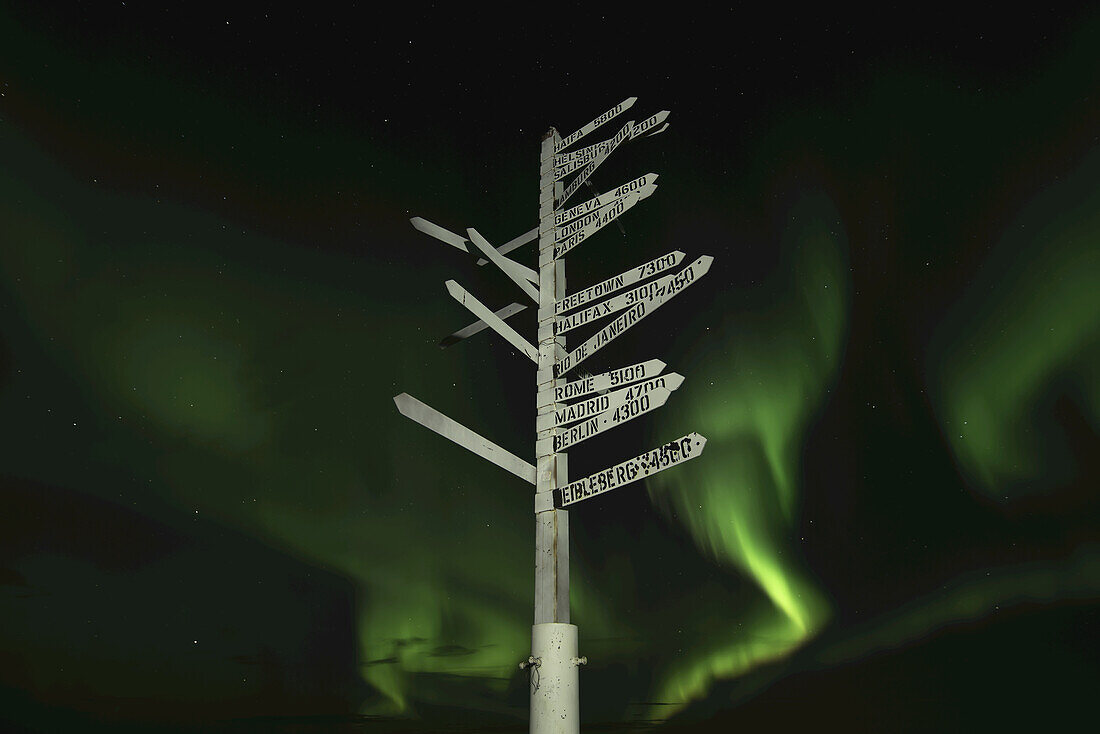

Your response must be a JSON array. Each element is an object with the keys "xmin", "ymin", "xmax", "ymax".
[
  {"xmin": 555, "ymin": 97, "xmax": 637, "ymax": 153},
  {"xmin": 445, "ymin": 280, "xmax": 539, "ymax": 363},
  {"xmin": 555, "ymin": 126, "xmax": 634, "ymax": 180},
  {"xmin": 410, "ymin": 218, "xmax": 538, "ymax": 272},
  {"xmin": 555, "ymin": 184, "xmax": 656, "ymax": 238},
  {"xmin": 467, "ymin": 228, "xmax": 540, "ymax": 303},
  {"xmin": 536, "ymin": 372, "xmax": 684, "ymax": 431},
  {"xmin": 555, "ymin": 187, "xmax": 649, "ymax": 243},
  {"xmin": 557, "ymin": 121, "xmax": 633, "ymax": 208},
  {"xmin": 556, "ymin": 261, "xmax": 701, "ymax": 335},
  {"xmin": 554, "ymin": 187, "xmax": 647, "ymax": 259},
  {"xmin": 555, "ymin": 256, "xmax": 714, "ymax": 377},
  {"xmin": 554, "ymin": 152, "xmax": 601, "ymax": 181},
  {"xmin": 538, "ymin": 387, "xmax": 672, "ymax": 454},
  {"xmin": 554, "ymin": 433, "xmax": 707, "ymax": 507},
  {"xmin": 555, "ymin": 174, "xmax": 658, "ymax": 226},
  {"xmin": 540, "ymin": 358, "xmax": 665, "ymax": 404},
  {"xmin": 440, "ymin": 302, "xmax": 526, "ymax": 348},
  {"xmin": 554, "ymin": 111, "xmax": 670, "ymax": 179},
  {"xmin": 410, "ymin": 216, "xmax": 470, "ymax": 252},
  {"xmin": 475, "ymin": 227, "xmax": 538, "ymax": 268},
  {"xmin": 631, "ymin": 109, "xmax": 671, "ymax": 138},
  {"xmin": 555, "ymin": 110, "xmax": 670, "ymax": 168},
  {"xmin": 537, "ymin": 392, "xmax": 615, "ymax": 432},
  {"xmin": 394, "ymin": 393, "xmax": 536, "ymax": 485},
  {"xmin": 548, "ymin": 250, "xmax": 685, "ymax": 318}
]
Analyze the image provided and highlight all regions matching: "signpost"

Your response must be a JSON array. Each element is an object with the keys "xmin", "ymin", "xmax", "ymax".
[
  {"xmin": 554, "ymin": 111, "xmax": 669, "ymax": 170},
  {"xmin": 555, "ymin": 263, "xmax": 706, "ymax": 334},
  {"xmin": 394, "ymin": 393, "xmax": 537, "ymax": 484},
  {"xmin": 439, "ymin": 302, "xmax": 526, "ymax": 348},
  {"xmin": 556, "ymin": 188, "xmax": 651, "ymax": 240},
  {"xmin": 553, "ymin": 187, "xmax": 650, "ymax": 259},
  {"xmin": 467, "ymin": 227, "xmax": 541, "ymax": 301},
  {"xmin": 553, "ymin": 433, "xmax": 707, "ymax": 508},
  {"xmin": 395, "ymin": 98, "xmax": 713, "ymax": 734},
  {"xmin": 558, "ymin": 121, "xmax": 634, "ymax": 206},
  {"xmin": 539, "ymin": 358, "xmax": 666, "ymax": 404},
  {"xmin": 411, "ymin": 217, "xmax": 539, "ymax": 267},
  {"xmin": 535, "ymin": 373, "xmax": 684, "ymax": 431},
  {"xmin": 538, "ymin": 386, "xmax": 673, "ymax": 454},
  {"xmin": 555, "ymin": 255, "xmax": 714, "ymax": 377},
  {"xmin": 554, "ymin": 173, "xmax": 658, "ymax": 226},
  {"xmin": 554, "ymin": 97, "xmax": 637, "ymax": 153},
  {"xmin": 445, "ymin": 280, "xmax": 540, "ymax": 363}
]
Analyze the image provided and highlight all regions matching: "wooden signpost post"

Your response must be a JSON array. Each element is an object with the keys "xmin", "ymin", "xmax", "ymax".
[{"xmin": 394, "ymin": 98, "xmax": 711, "ymax": 733}]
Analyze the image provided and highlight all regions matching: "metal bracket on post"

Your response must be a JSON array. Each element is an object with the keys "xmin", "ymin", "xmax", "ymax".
[{"xmin": 520, "ymin": 655, "xmax": 543, "ymax": 695}]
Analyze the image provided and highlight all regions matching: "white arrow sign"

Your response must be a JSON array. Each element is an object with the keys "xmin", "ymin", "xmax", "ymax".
[
  {"xmin": 445, "ymin": 280, "xmax": 539, "ymax": 363},
  {"xmin": 557, "ymin": 120, "xmax": 633, "ymax": 208},
  {"xmin": 554, "ymin": 153, "xmax": 601, "ymax": 181},
  {"xmin": 540, "ymin": 358, "xmax": 666, "ymax": 405},
  {"xmin": 554, "ymin": 110, "xmax": 670, "ymax": 168},
  {"xmin": 555, "ymin": 174, "xmax": 658, "ymax": 227},
  {"xmin": 554, "ymin": 111, "xmax": 670, "ymax": 179},
  {"xmin": 555, "ymin": 256, "xmax": 714, "ymax": 377},
  {"xmin": 556, "ymin": 261, "xmax": 702, "ymax": 335},
  {"xmin": 440, "ymin": 302, "xmax": 526, "ymax": 348},
  {"xmin": 410, "ymin": 218, "xmax": 538, "ymax": 271},
  {"xmin": 538, "ymin": 387, "xmax": 672, "ymax": 454},
  {"xmin": 476, "ymin": 227, "xmax": 538, "ymax": 267},
  {"xmin": 556, "ymin": 187, "xmax": 649, "ymax": 242},
  {"xmin": 629, "ymin": 108, "xmax": 670, "ymax": 138},
  {"xmin": 554, "ymin": 188, "xmax": 647, "ymax": 259},
  {"xmin": 554, "ymin": 433, "xmax": 707, "ymax": 507},
  {"xmin": 536, "ymin": 372, "xmax": 684, "ymax": 431},
  {"xmin": 555, "ymin": 97, "xmax": 637, "ymax": 153},
  {"xmin": 410, "ymin": 216, "xmax": 469, "ymax": 251},
  {"xmin": 394, "ymin": 393, "xmax": 536, "ymax": 485},
  {"xmin": 547, "ymin": 250, "xmax": 685, "ymax": 319},
  {"xmin": 537, "ymin": 392, "xmax": 616, "ymax": 432},
  {"xmin": 466, "ymin": 228, "xmax": 540, "ymax": 303}
]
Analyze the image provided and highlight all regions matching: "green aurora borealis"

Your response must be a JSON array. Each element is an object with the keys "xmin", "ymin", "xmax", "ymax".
[
  {"xmin": 930, "ymin": 148, "xmax": 1100, "ymax": 498},
  {"xmin": 645, "ymin": 192, "xmax": 845, "ymax": 711},
  {"xmin": 1, "ymin": 5, "xmax": 1098, "ymax": 732}
]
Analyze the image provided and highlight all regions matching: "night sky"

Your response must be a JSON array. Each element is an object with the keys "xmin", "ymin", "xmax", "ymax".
[{"xmin": 2, "ymin": 4, "xmax": 1098, "ymax": 732}]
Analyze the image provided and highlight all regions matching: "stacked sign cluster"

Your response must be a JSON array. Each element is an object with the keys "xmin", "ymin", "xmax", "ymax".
[
  {"xmin": 396, "ymin": 97, "xmax": 710, "ymax": 512},
  {"xmin": 394, "ymin": 96, "xmax": 714, "ymax": 732}
]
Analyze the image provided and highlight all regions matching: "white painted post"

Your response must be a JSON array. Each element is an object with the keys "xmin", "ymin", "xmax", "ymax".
[{"xmin": 531, "ymin": 127, "xmax": 581, "ymax": 733}]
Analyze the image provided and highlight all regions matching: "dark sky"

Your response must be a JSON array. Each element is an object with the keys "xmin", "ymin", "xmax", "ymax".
[{"xmin": 1, "ymin": 4, "xmax": 1098, "ymax": 732}]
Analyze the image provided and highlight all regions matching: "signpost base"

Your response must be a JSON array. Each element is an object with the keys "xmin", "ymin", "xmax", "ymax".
[{"xmin": 529, "ymin": 623, "xmax": 581, "ymax": 734}]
